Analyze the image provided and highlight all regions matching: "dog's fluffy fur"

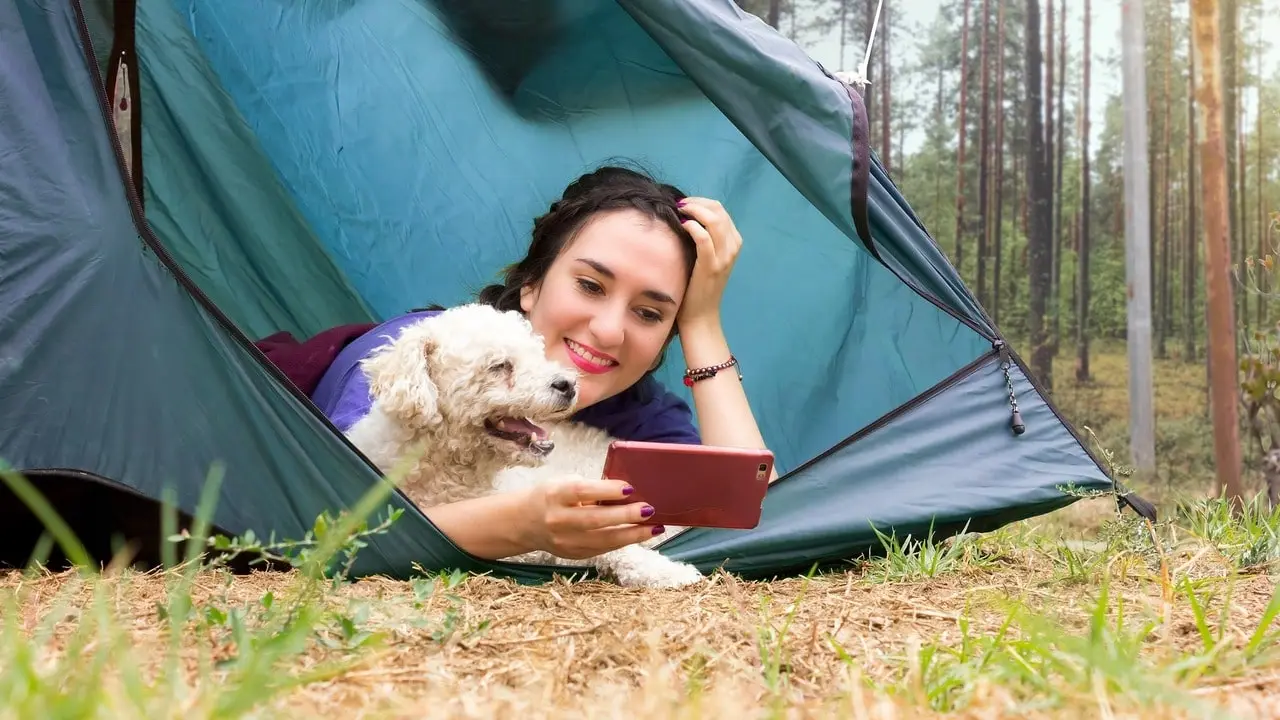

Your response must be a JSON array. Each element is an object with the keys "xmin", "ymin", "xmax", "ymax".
[{"xmin": 344, "ymin": 303, "xmax": 703, "ymax": 589}]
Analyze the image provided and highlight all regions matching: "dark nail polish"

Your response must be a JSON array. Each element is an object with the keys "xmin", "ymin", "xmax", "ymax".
[
  {"xmin": 641, "ymin": 505, "xmax": 655, "ymax": 518},
  {"xmin": 622, "ymin": 485, "xmax": 634, "ymax": 496},
  {"xmin": 651, "ymin": 525, "xmax": 666, "ymax": 536}
]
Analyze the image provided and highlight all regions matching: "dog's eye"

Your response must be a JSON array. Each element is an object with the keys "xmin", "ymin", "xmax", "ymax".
[{"xmin": 489, "ymin": 360, "xmax": 513, "ymax": 374}]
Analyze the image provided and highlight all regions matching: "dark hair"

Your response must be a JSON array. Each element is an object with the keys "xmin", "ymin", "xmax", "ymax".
[{"xmin": 477, "ymin": 164, "xmax": 698, "ymax": 373}]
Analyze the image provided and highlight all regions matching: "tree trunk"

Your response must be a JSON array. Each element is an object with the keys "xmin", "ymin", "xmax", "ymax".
[
  {"xmin": 1076, "ymin": 0, "xmax": 1092, "ymax": 382},
  {"xmin": 1148, "ymin": 0, "xmax": 1162, "ymax": 360},
  {"xmin": 1026, "ymin": 0, "xmax": 1054, "ymax": 389},
  {"xmin": 1022, "ymin": 148, "xmax": 1029, "ymax": 238},
  {"xmin": 1184, "ymin": 13, "xmax": 1197, "ymax": 364},
  {"xmin": 1172, "ymin": 136, "xmax": 1182, "ymax": 348},
  {"xmin": 1052, "ymin": 0, "xmax": 1067, "ymax": 347},
  {"xmin": 977, "ymin": 0, "xmax": 991, "ymax": 309},
  {"xmin": 935, "ymin": 57, "xmax": 945, "ymax": 218},
  {"xmin": 1045, "ymin": 0, "xmax": 1056, "ymax": 222},
  {"xmin": 993, "ymin": 0, "xmax": 1007, "ymax": 326},
  {"xmin": 955, "ymin": 0, "xmax": 972, "ymax": 271},
  {"xmin": 1011, "ymin": 140, "xmax": 1022, "ymax": 312},
  {"xmin": 1040, "ymin": 0, "xmax": 1053, "ymax": 330},
  {"xmin": 1240, "ymin": 130, "xmax": 1249, "ymax": 320},
  {"xmin": 1221, "ymin": 0, "xmax": 1238, "ymax": 335},
  {"xmin": 1237, "ymin": 18, "xmax": 1246, "ymax": 326},
  {"xmin": 1159, "ymin": 0, "xmax": 1174, "ymax": 358},
  {"xmin": 1258, "ymin": 17, "xmax": 1266, "ymax": 329},
  {"xmin": 1169, "ymin": 135, "xmax": 1182, "ymax": 356},
  {"xmin": 1189, "ymin": 0, "xmax": 1244, "ymax": 507}
]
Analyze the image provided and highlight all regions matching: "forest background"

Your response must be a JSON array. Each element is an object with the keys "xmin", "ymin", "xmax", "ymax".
[{"xmin": 737, "ymin": 0, "xmax": 1280, "ymax": 503}]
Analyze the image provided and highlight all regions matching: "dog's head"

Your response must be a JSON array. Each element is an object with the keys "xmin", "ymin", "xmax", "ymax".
[{"xmin": 359, "ymin": 303, "xmax": 579, "ymax": 465}]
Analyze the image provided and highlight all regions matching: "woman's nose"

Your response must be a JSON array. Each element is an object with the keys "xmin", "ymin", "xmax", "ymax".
[{"xmin": 589, "ymin": 306, "xmax": 625, "ymax": 347}]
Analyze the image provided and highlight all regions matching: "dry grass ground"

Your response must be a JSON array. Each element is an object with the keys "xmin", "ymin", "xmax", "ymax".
[{"xmin": 4, "ymin": 348, "xmax": 1280, "ymax": 719}]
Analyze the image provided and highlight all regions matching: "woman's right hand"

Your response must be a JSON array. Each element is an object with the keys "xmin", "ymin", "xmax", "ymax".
[{"xmin": 518, "ymin": 476, "xmax": 663, "ymax": 559}]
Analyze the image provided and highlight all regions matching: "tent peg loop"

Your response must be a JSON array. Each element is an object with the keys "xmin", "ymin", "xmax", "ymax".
[{"xmin": 994, "ymin": 341, "xmax": 1025, "ymax": 436}]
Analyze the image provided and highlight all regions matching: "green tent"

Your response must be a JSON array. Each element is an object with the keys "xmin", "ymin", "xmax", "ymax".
[{"xmin": 0, "ymin": 0, "xmax": 1151, "ymax": 581}]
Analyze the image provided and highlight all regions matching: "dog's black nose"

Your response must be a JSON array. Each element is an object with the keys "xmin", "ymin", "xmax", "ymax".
[{"xmin": 551, "ymin": 377, "xmax": 575, "ymax": 398}]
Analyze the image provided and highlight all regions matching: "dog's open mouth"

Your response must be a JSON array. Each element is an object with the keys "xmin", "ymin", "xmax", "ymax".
[{"xmin": 484, "ymin": 417, "xmax": 554, "ymax": 457}]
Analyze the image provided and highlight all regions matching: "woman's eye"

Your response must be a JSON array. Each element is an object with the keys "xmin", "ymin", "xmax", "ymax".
[
  {"xmin": 489, "ymin": 360, "xmax": 513, "ymax": 374},
  {"xmin": 636, "ymin": 309, "xmax": 663, "ymax": 324},
  {"xmin": 576, "ymin": 278, "xmax": 603, "ymax": 295}
]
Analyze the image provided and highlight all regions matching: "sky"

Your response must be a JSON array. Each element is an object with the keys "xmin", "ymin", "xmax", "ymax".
[{"xmin": 785, "ymin": 1, "xmax": 1279, "ymax": 156}]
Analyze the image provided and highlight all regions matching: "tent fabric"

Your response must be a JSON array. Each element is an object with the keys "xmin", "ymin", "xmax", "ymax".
[{"xmin": 0, "ymin": 0, "xmax": 1131, "ymax": 583}]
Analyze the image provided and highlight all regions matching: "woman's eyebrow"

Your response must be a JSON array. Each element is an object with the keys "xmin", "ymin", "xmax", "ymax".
[{"xmin": 574, "ymin": 258, "xmax": 677, "ymax": 305}]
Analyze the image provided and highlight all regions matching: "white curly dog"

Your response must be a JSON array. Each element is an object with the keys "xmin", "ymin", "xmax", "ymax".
[{"xmin": 342, "ymin": 303, "xmax": 704, "ymax": 589}]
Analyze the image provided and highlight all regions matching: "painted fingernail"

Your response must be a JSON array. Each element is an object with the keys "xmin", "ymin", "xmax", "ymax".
[
  {"xmin": 641, "ymin": 505, "xmax": 655, "ymax": 518},
  {"xmin": 622, "ymin": 485, "xmax": 634, "ymax": 496},
  {"xmin": 651, "ymin": 525, "xmax": 666, "ymax": 535},
  {"xmin": 677, "ymin": 199, "xmax": 687, "ymax": 206}
]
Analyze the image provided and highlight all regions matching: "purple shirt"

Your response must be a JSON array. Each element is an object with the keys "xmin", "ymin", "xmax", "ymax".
[{"xmin": 310, "ymin": 310, "xmax": 702, "ymax": 444}]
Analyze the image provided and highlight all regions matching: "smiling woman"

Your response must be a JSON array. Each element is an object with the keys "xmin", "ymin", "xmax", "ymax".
[{"xmin": 311, "ymin": 164, "xmax": 774, "ymax": 564}]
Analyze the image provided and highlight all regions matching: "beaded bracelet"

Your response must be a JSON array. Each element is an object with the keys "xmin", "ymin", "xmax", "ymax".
[{"xmin": 683, "ymin": 355, "xmax": 742, "ymax": 386}]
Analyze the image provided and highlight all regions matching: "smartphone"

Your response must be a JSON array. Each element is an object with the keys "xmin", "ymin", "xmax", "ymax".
[{"xmin": 599, "ymin": 440, "xmax": 773, "ymax": 529}]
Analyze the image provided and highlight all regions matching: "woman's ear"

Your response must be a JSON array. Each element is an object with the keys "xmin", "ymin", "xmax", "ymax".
[{"xmin": 519, "ymin": 283, "xmax": 536, "ymax": 313}]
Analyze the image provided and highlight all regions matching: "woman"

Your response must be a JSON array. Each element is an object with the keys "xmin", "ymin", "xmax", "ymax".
[{"xmin": 316, "ymin": 165, "xmax": 772, "ymax": 562}]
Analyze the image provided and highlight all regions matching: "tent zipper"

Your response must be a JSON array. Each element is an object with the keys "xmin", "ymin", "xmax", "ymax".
[{"xmin": 993, "ymin": 340, "xmax": 1026, "ymax": 436}]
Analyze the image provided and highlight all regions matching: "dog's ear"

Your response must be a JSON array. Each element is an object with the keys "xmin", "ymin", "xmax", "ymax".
[{"xmin": 361, "ymin": 327, "xmax": 441, "ymax": 429}]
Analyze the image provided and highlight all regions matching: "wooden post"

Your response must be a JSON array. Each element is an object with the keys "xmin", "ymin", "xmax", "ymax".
[
  {"xmin": 1121, "ymin": 0, "xmax": 1157, "ymax": 473},
  {"xmin": 1189, "ymin": 0, "xmax": 1245, "ymax": 506}
]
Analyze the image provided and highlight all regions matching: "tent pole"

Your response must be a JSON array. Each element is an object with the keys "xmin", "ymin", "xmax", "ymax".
[{"xmin": 1120, "ymin": 0, "xmax": 1157, "ymax": 474}]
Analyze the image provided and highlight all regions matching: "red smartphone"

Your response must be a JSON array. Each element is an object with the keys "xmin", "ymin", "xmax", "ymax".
[{"xmin": 599, "ymin": 440, "xmax": 773, "ymax": 529}]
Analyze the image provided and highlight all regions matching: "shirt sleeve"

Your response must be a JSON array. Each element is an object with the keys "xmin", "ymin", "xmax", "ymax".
[
  {"xmin": 310, "ymin": 341, "xmax": 377, "ymax": 433},
  {"xmin": 324, "ymin": 366, "xmax": 375, "ymax": 433}
]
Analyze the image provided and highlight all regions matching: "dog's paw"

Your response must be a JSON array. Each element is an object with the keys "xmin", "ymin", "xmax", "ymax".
[
  {"xmin": 591, "ymin": 543, "xmax": 705, "ymax": 589},
  {"xmin": 614, "ymin": 559, "xmax": 704, "ymax": 589},
  {"xmin": 653, "ymin": 560, "xmax": 705, "ymax": 589}
]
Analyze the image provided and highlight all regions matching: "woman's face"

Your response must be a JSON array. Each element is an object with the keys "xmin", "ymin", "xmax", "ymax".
[{"xmin": 520, "ymin": 208, "xmax": 689, "ymax": 409}]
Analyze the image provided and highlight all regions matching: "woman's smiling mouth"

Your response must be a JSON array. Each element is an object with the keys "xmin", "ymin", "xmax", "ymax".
[{"xmin": 564, "ymin": 338, "xmax": 618, "ymax": 374}]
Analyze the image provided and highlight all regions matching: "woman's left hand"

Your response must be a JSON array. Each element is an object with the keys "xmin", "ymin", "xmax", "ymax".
[{"xmin": 676, "ymin": 197, "xmax": 742, "ymax": 329}]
